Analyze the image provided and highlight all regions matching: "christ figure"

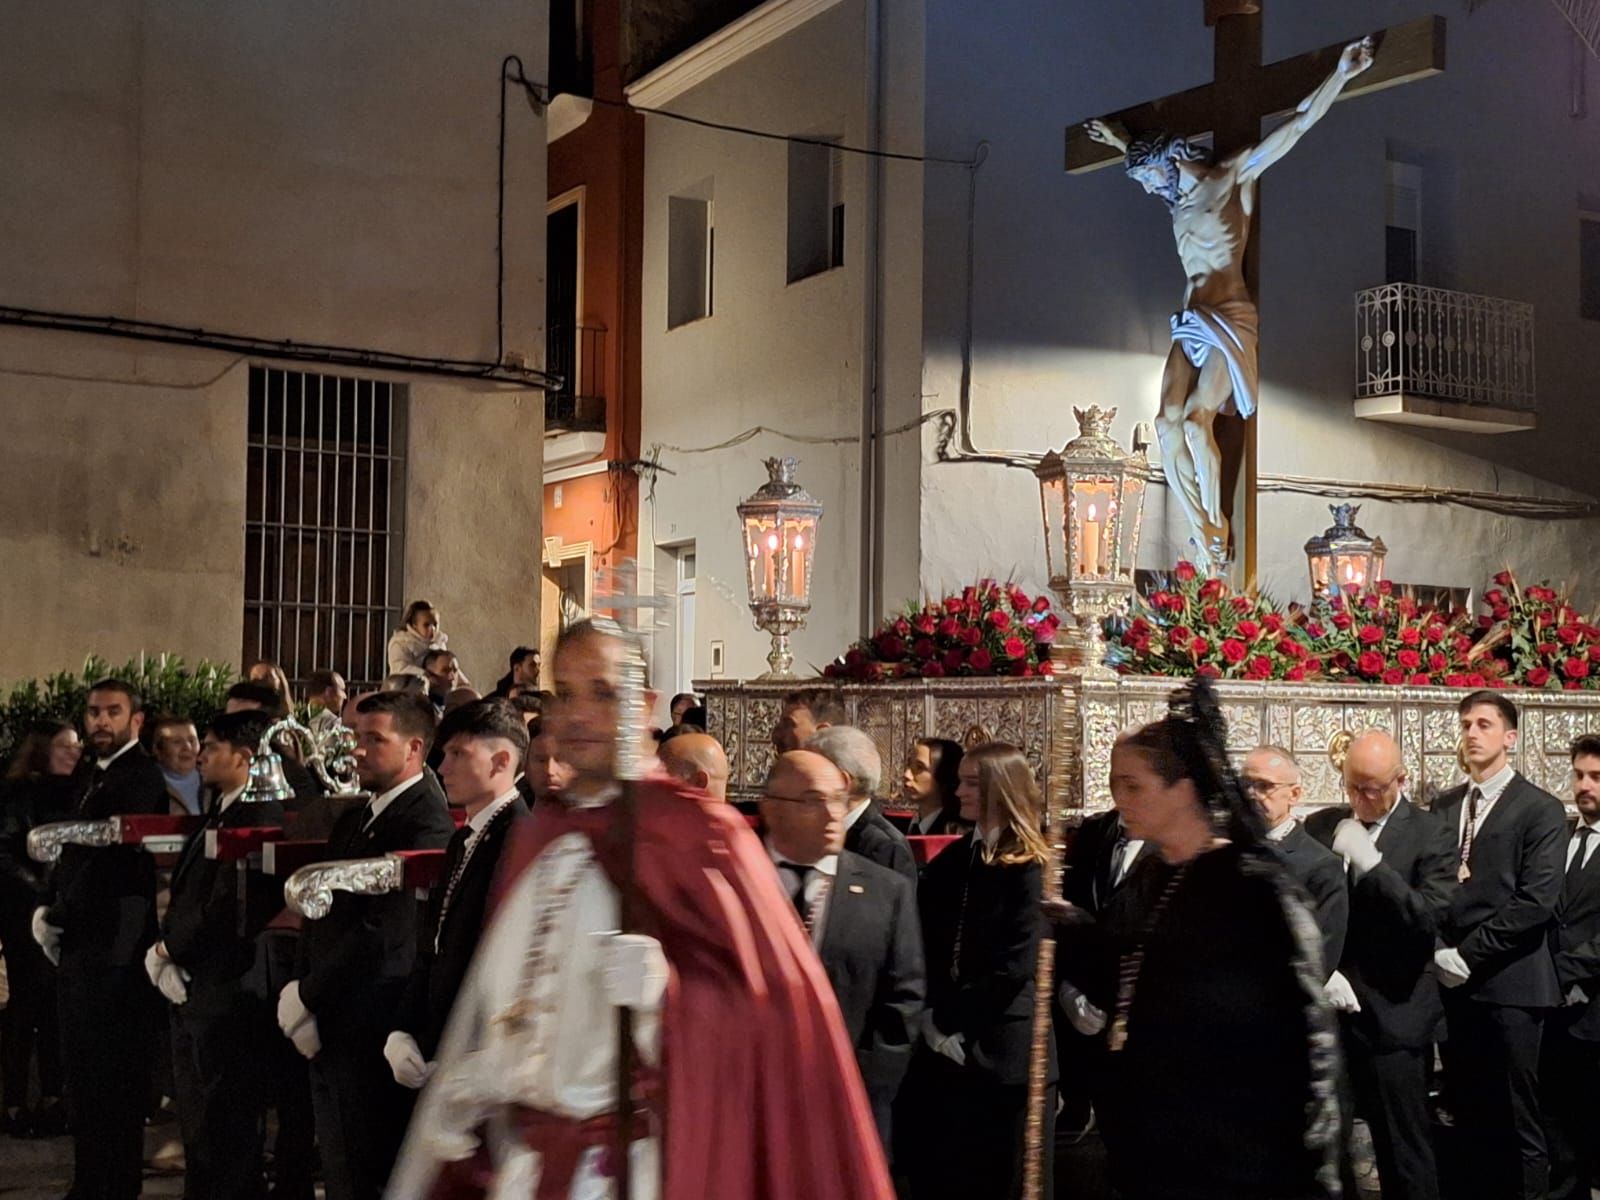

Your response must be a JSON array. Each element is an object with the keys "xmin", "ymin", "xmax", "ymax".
[{"xmin": 1085, "ymin": 35, "xmax": 1374, "ymax": 569}]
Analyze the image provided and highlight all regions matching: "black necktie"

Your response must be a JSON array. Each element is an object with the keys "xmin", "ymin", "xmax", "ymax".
[
  {"xmin": 782, "ymin": 863, "xmax": 813, "ymax": 918},
  {"xmin": 1568, "ymin": 827, "xmax": 1594, "ymax": 892}
]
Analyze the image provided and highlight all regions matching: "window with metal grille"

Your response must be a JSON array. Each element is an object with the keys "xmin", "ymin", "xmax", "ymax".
[{"xmin": 245, "ymin": 366, "xmax": 407, "ymax": 693}]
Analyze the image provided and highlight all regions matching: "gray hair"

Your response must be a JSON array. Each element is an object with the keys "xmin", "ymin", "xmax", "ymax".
[{"xmin": 805, "ymin": 725, "xmax": 882, "ymax": 798}]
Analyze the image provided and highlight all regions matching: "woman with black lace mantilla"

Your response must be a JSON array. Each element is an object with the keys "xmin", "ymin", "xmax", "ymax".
[{"xmin": 1051, "ymin": 679, "xmax": 1342, "ymax": 1200}]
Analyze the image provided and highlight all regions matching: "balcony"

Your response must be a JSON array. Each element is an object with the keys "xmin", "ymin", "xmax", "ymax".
[
  {"xmin": 1354, "ymin": 283, "xmax": 1536, "ymax": 432},
  {"xmin": 545, "ymin": 323, "xmax": 607, "ymax": 434}
]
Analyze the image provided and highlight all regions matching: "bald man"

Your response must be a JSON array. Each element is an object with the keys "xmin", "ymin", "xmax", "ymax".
[
  {"xmin": 1306, "ymin": 730, "xmax": 1458, "ymax": 1200},
  {"xmin": 1242, "ymin": 746, "xmax": 1347, "ymax": 975},
  {"xmin": 761, "ymin": 751, "xmax": 924, "ymax": 1157},
  {"xmin": 659, "ymin": 733, "xmax": 730, "ymax": 802}
]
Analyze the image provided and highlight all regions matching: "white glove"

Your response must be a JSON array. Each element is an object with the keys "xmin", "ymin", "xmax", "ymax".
[
  {"xmin": 1059, "ymin": 982, "xmax": 1107, "ymax": 1036},
  {"xmin": 1324, "ymin": 970, "xmax": 1362, "ymax": 1013},
  {"xmin": 31, "ymin": 906, "xmax": 61, "ymax": 966},
  {"xmin": 421, "ymin": 1052, "xmax": 498, "ymax": 1162},
  {"xmin": 288, "ymin": 1018, "xmax": 321, "ymax": 1059},
  {"xmin": 1566, "ymin": 984, "xmax": 1590, "ymax": 1007},
  {"xmin": 1332, "ymin": 818, "xmax": 1383, "ymax": 877},
  {"xmin": 277, "ymin": 980, "xmax": 321, "ymax": 1057},
  {"xmin": 143, "ymin": 943, "xmax": 190, "ymax": 1005},
  {"xmin": 1434, "ymin": 946, "xmax": 1472, "ymax": 988},
  {"xmin": 384, "ymin": 1030, "xmax": 434, "ymax": 1089},
  {"xmin": 922, "ymin": 1014, "xmax": 967, "ymax": 1066},
  {"xmin": 599, "ymin": 933, "xmax": 668, "ymax": 1012}
]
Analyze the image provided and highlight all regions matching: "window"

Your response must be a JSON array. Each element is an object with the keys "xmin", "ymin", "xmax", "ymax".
[
  {"xmin": 1385, "ymin": 159, "xmax": 1422, "ymax": 285},
  {"xmin": 245, "ymin": 366, "xmax": 406, "ymax": 692},
  {"xmin": 1582, "ymin": 213, "xmax": 1600, "ymax": 321},
  {"xmin": 675, "ymin": 548, "xmax": 697, "ymax": 696},
  {"xmin": 667, "ymin": 184, "xmax": 714, "ymax": 328},
  {"xmin": 787, "ymin": 138, "xmax": 843, "ymax": 282}
]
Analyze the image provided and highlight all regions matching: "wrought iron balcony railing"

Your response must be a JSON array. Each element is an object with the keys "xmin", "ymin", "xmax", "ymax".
[
  {"xmin": 545, "ymin": 323, "xmax": 607, "ymax": 432},
  {"xmin": 1355, "ymin": 283, "xmax": 1535, "ymax": 414}
]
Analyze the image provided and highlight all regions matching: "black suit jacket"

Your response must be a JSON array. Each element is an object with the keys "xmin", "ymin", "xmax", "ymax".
[
  {"xmin": 1433, "ymin": 773, "xmax": 1566, "ymax": 1007},
  {"xmin": 164, "ymin": 793, "xmax": 287, "ymax": 985},
  {"xmin": 1547, "ymin": 821, "xmax": 1600, "ymax": 1041},
  {"xmin": 845, "ymin": 803, "xmax": 917, "ymax": 889},
  {"xmin": 1270, "ymin": 822, "xmax": 1349, "ymax": 978},
  {"xmin": 47, "ymin": 746, "xmax": 169, "ymax": 966},
  {"xmin": 1307, "ymin": 799, "xmax": 1458, "ymax": 1049},
  {"xmin": 394, "ymin": 796, "xmax": 528, "ymax": 1057},
  {"xmin": 920, "ymin": 833, "xmax": 1052, "ymax": 1087},
  {"xmin": 815, "ymin": 850, "xmax": 925, "ymax": 1105},
  {"xmin": 1063, "ymin": 809, "xmax": 1155, "ymax": 917},
  {"xmin": 296, "ymin": 774, "xmax": 454, "ymax": 1041}
]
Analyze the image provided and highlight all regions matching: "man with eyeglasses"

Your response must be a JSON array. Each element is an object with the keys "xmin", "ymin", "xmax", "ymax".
[
  {"xmin": 1242, "ymin": 745, "xmax": 1347, "ymax": 977},
  {"xmin": 1306, "ymin": 729, "xmax": 1458, "ymax": 1200}
]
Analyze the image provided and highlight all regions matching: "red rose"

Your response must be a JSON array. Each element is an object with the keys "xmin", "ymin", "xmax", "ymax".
[
  {"xmin": 922, "ymin": 660, "xmax": 945, "ymax": 677},
  {"xmin": 1202, "ymin": 605, "xmax": 1222, "ymax": 625},
  {"xmin": 1278, "ymin": 637, "xmax": 1306, "ymax": 659},
  {"xmin": 1033, "ymin": 595, "xmax": 1051, "ymax": 613},
  {"xmin": 1002, "ymin": 635, "xmax": 1027, "ymax": 659},
  {"xmin": 1398, "ymin": 598, "xmax": 1418, "ymax": 619},
  {"xmin": 1304, "ymin": 657, "xmax": 1324, "ymax": 674},
  {"xmin": 1425, "ymin": 623, "xmax": 1447, "ymax": 643},
  {"xmin": 1530, "ymin": 586, "xmax": 1558, "ymax": 603},
  {"xmin": 1484, "ymin": 589, "xmax": 1506, "ymax": 606},
  {"xmin": 1538, "ymin": 642, "xmax": 1560, "ymax": 657},
  {"xmin": 910, "ymin": 638, "xmax": 935, "ymax": 660},
  {"xmin": 914, "ymin": 616, "xmax": 937, "ymax": 638},
  {"xmin": 1429, "ymin": 653, "xmax": 1448, "ymax": 672},
  {"xmin": 1246, "ymin": 656, "xmax": 1273, "ymax": 680},
  {"xmin": 1332, "ymin": 613, "xmax": 1353, "ymax": 631},
  {"xmin": 987, "ymin": 609, "xmax": 1012, "ymax": 632},
  {"xmin": 1285, "ymin": 666, "xmax": 1307, "ymax": 682},
  {"xmin": 937, "ymin": 616, "xmax": 961, "ymax": 639},
  {"xmin": 1221, "ymin": 639, "xmax": 1248, "ymax": 664},
  {"xmin": 1445, "ymin": 674, "xmax": 1468, "ymax": 687},
  {"xmin": 1397, "ymin": 648, "xmax": 1422, "ymax": 670},
  {"xmin": 844, "ymin": 648, "xmax": 865, "ymax": 667},
  {"xmin": 1527, "ymin": 666, "xmax": 1552, "ymax": 687},
  {"xmin": 893, "ymin": 617, "xmax": 912, "ymax": 638},
  {"xmin": 1039, "ymin": 660, "xmax": 1056, "ymax": 675},
  {"xmin": 943, "ymin": 595, "xmax": 964, "ymax": 615},
  {"xmin": 1306, "ymin": 622, "xmax": 1326, "ymax": 639},
  {"xmin": 1358, "ymin": 623, "xmax": 1383, "ymax": 645},
  {"xmin": 863, "ymin": 662, "xmax": 885, "ymax": 682},
  {"xmin": 1410, "ymin": 673, "xmax": 1433, "ymax": 686},
  {"xmin": 1568, "ymin": 681, "xmax": 1583, "ymax": 691},
  {"xmin": 1169, "ymin": 626, "xmax": 1194, "ymax": 649},
  {"xmin": 1466, "ymin": 673, "xmax": 1487, "ymax": 688},
  {"xmin": 1331, "ymin": 651, "xmax": 1353, "ymax": 671},
  {"xmin": 875, "ymin": 634, "xmax": 906, "ymax": 661},
  {"xmin": 823, "ymin": 662, "xmax": 843, "ymax": 678},
  {"xmin": 969, "ymin": 648, "xmax": 994, "ymax": 672},
  {"xmin": 1565, "ymin": 657, "xmax": 1591, "ymax": 680},
  {"xmin": 942, "ymin": 649, "xmax": 966, "ymax": 673},
  {"xmin": 1263, "ymin": 613, "xmax": 1285, "ymax": 635},
  {"xmin": 1399, "ymin": 626, "xmax": 1421, "ymax": 646},
  {"xmin": 1009, "ymin": 587, "xmax": 1030, "ymax": 614},
  {"xmin": 1357, "ymin": 651, "xmax": 1385, "ymax": 676},
  {"xmin": 1590, "ymin": 645, "xmax": 1600, "ymax": 663},
  {"xmin": 1362, "ymin": 594, "xmax": 1382, "ymax": 611},
  {"xmin": 960, "ymin": 626, "xmax": 982, "ymax": 648},
  {"xmin": 1382, "ymin": 668, "xmax": 1406, "ymax": 685},
  {"xmin": 1189, "ymin": 637, "xmax": 1212, "ymax": 658},
  {"xmin": 1493, "ymin": 570, "xmax": 1512, "ymax": 586},
  {"xmin": 1377, "ymin": 580, "xmax": 1394, "ymax": 596},
  {"xmin": 1231, "ymin": 596, "xmax": 1252, "ymax": 614},
  {"xmin": 1492, "ymin": 605, "xmax": 1511, "ymax": 621},
  {"xmin": 1034, "ymin": 622, "xmax": 1056, "ymax": 645},
  {"xmin": 1175, "ymin": 561, "xmax": 1198, "ymax": 582},
  {"xmin": 1196, "ymin": 664, "xmax": 1222, "ymax": 679},
  {"xmin": 1455, "ymin": 635, "xmax": 1476, "ymax": 654},
  {"xmin": 1199, "ymin": 579, "xmax": 1225, "ymax": 601},
  {"xmin": 1237, "ymin": 619, "xmax": 1261, "ymax": 640},
  {"xmin": 1162, "ymin": 593, "xmax": 1187, "ymax": 614},
  {"xmin": 1560, "ymin": 625, "xmax": 1582, "ymax": 646}
]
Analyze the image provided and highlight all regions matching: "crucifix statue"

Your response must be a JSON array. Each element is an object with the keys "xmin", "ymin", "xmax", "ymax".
[{"xmin": 1067, "ymin": 5, "xmax": 1446, "ymax": 578}]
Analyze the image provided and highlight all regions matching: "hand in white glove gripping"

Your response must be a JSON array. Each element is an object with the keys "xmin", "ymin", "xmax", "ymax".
[
  {"xmin": 599, "ymin": 933, "xmax": 668, "ymax": 1012},
  {"xmin": 143, "ymin": 942, "xmax": 190, "ymax": 1005},
  {"xmin": 31, "ymin": 906, "xmax": 61, "ymax": 966},
  {"xmin": 1331, "ymin": 819, "xmax": 1383, "ymax": 877},
  {"xmin": 277, "ymin": 980, "xmax": 321, "ymax": 1059},
  {"xmin": 1323, "ymin": 969, "xmax": 1362, "ymax": 1013},
  {"xmin": 1058, "ymin": 982, "xmax": 1107, "ymax": 1036},
  {"xmin": 1566, "ymin": 984, "xmax": 1591, "ymax": 1008},
  {"xmin": 1434, "ymin": 946, "xmax": 1472, "ymax": 988},
  {"xmin": 922, "ymin": 1013, "xmax": 967, "ymax": 1066},
  {"xmin": 384, "ymin": 1030, "xmax": 434, "ymax": 1090}
]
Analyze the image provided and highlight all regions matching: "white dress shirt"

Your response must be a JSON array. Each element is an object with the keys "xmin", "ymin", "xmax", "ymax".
[
  {"xmin": 364, "ymin": 772, "xmax": 424, "ymax": 828},
  {"xmin": 768, "ymin": 844, "xmax": 838, "ymax": 944},
  {"xmin": 1458, "ymin": 762, "xmax": 1516, "ymax": 846},
  {"xmin": 1265, "ymin": 817, "xmax": 1296, "ymax": 843},
  {"xmin": 95, "ymin": 738, "xmax": 140, "ymax": 771},
  {"xmin": 842, "ymin": 798, "xmax": 872, "ymax": 834},
  {"xmin": 215, "ymin": 783, "xmax": 247, "ymax": 814},
  {"xmin": 1567, "ymin": 815, "xmax": 1600, "ymax": 872},
  {"xmin": 913, "ymin": 809, "xmax": 945, "ymax": 836}
]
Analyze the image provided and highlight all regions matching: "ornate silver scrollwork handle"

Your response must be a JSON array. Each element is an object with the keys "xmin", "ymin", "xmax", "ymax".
[
  {"xmin": 27, "ymin": 819, "xmax": 119, "ymax": 864},
  {"xmin": 283, "ymin": 854, "xmax": 405, "ymax": 920}
]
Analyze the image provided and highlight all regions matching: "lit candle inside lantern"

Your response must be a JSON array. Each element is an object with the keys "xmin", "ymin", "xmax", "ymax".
[
  {"xmin": 764, "ymin": 530, "xmax": 778, "ymax": 596},
  {"xmin": 789, "ymin": 531, "xmax": 807, "ymax": 599},
  {"xmin": 1081, "ymin": 502, "xmax": 1102, "ymax": 576}
]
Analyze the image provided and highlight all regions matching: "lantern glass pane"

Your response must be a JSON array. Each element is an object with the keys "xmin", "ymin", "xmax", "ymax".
[
  {"xmin": 743, "ymin": 515, "xmax": 779, "ymax": 602},
  {"xmin": 1116, "ymin": 476, "xmax": 1146, "ymax": 580},
  {"xmin": 1070, "ymin": 478, "xmax": 1116, "ymax": 579},
  {"xmin": 1039, "ymin": 475, "xmax": 1067, "ymax": 582}
]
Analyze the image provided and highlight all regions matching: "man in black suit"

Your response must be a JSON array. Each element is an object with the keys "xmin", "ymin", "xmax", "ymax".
[
  {"xmin": 760, "ymin": 749, "xmax": 924, "ymax": 1155},
  {"xmin": 147, "ymin": 710, "xmax": 287, "ymax": 1200},
  {"xmin": 277, "ymin": 690, "xmax": 454, "ymax": 1200},
  {"xmin": 1540, "ymin": 734, "xmax": 1600, "ymax": 1200},
  {"xmin": 1307, "ymin": 729, "xmax": 1458, "ymax": 1200},
  {"xmin": 772, "ymin": 685, "xmax": 845, "ymax": 752},
  {"xmin": 32, "ymin": 678, "xmax": 169, "ymax": 1200},
  {"xmin": 1431, "ymin": 690, "xmax": 1566, "ymax": 1200},
  {"xmin": 386, "ymin": 700, "xmax": 529, "ymax": 1085},
  {"xmin": 808, "ymin": 724, "xmax": 917, "ymax": 887},
  {"xmin": 1243, "ymin": 745, "xmax": 1349, "ymax": 975}
]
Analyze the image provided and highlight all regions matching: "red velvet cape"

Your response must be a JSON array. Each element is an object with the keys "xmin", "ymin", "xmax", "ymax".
[{"xmin": 489, "ymin": 779, "xmax": 893, "ymax": 1200}]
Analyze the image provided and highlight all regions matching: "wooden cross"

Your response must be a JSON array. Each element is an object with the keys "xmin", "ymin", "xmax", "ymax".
[{"xmin": 1064, "ymin": 5, "xmax": 1445, "ymax": 583}]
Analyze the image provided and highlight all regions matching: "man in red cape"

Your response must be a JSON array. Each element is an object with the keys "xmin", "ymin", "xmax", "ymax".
[{"xmin": 385, "ymin": 621, "xmax": 892, "ymax": 1200}]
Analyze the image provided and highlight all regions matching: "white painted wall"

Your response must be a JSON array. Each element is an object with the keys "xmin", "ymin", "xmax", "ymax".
[{"xmin": 0, "ymin": 1, "xmax": 546, "ymax": 685}]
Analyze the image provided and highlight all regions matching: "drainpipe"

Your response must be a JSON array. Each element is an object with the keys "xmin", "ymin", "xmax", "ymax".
[{"xmin": 858, "ymin": 0, "xmax": 886, "ymax": 636}]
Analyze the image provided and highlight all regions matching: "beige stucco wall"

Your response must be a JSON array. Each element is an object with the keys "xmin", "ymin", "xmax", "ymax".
[{"xmin": 0, "ymin": 2, "xmax": 546, "ymax": 687}]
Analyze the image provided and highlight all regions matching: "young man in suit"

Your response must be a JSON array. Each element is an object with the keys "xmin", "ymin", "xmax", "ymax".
[
  {"xmin": 385, "ymin": 700, "xmax": 529, "ymax": 1087},
  {"xmin": 1539, "ymin": 734, "xmax": 1600, "ymax": 1200},
  {"xmin": 277, "ymin": 689, "xmax": 454, "ymax": 1200},
  {"xmin": 761, "ymin": 749, "xmax": 925, "ymax": 1154},
  {"xmin": 808, "ymin": 725, "xmax": 917, "ymax": 887},
  {"xmin": 1307, "ymin": 729, "xmax": 1458, "ymax": 1200},
  {"xmin": 772, "ymin": 686, "xmax": 845, "ymax": 752},
  {"xmin": 33, "ymin": 678, "xmax": 169, "ymax": 1200},
  {"xmin": 148, "ymin": 710, "xmax": 287, "ymax": 1200},
  {"xmin": 1243, "ymin": 745, "xmax": 1349, "ymax": 975},
  {"xmin": 1431, "ymin": 690, "xmax": 1566, "ymax": 1200}
]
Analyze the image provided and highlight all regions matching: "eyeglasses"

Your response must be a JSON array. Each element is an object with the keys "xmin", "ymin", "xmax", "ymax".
[
  {"xmin": 1345, "ymin": 772, "xmax": 1404, "ymax": 800},
  {"xmin": 1240, "ymin": 777, "xmax": 1296, "ymax": 796},
  {"xmin": 762, "ymin": 792, "xmax": 846, "ymax": 813}
]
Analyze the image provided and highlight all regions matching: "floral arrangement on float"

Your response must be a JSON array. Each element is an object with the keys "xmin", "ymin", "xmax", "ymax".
[
  {"xmin": 822, "ymin": 580, "xmax": 1061, "ymax": 681},
  {"xmin": 1103, "ymin": 564, "xmax": 1599, "ymax": 690}
]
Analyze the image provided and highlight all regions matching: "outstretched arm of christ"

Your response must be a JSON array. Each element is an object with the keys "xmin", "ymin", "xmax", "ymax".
[
  {"xmin": 1234, "ymin": 36, "xmax": 1375, "ymax": 183},
  {"xmin": 1083, "ymin": 118, "xmax": 1130, "ymax": 156}
]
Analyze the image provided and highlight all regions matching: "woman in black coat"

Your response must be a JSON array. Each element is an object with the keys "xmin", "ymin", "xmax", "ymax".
[
  {"xmin": 898, "ymin": 737, "xmax": 972, "ymax": 837},
  {"xmin": 0, "ymin": 720, "xmax": 81, "ymax": 1135}
]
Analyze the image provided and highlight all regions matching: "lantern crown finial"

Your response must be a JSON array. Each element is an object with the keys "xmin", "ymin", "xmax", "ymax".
[
  {"xmin": 1329, "ymin": 502, "xmax": 1360, "ymax": 530},
  {"xmin": 747, "ymin": 456, "xmax": 818, "ymax": 504},
  {"xmin": 1073, "ymin": 405, "xmax": 1118, "ymax": 439}
]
